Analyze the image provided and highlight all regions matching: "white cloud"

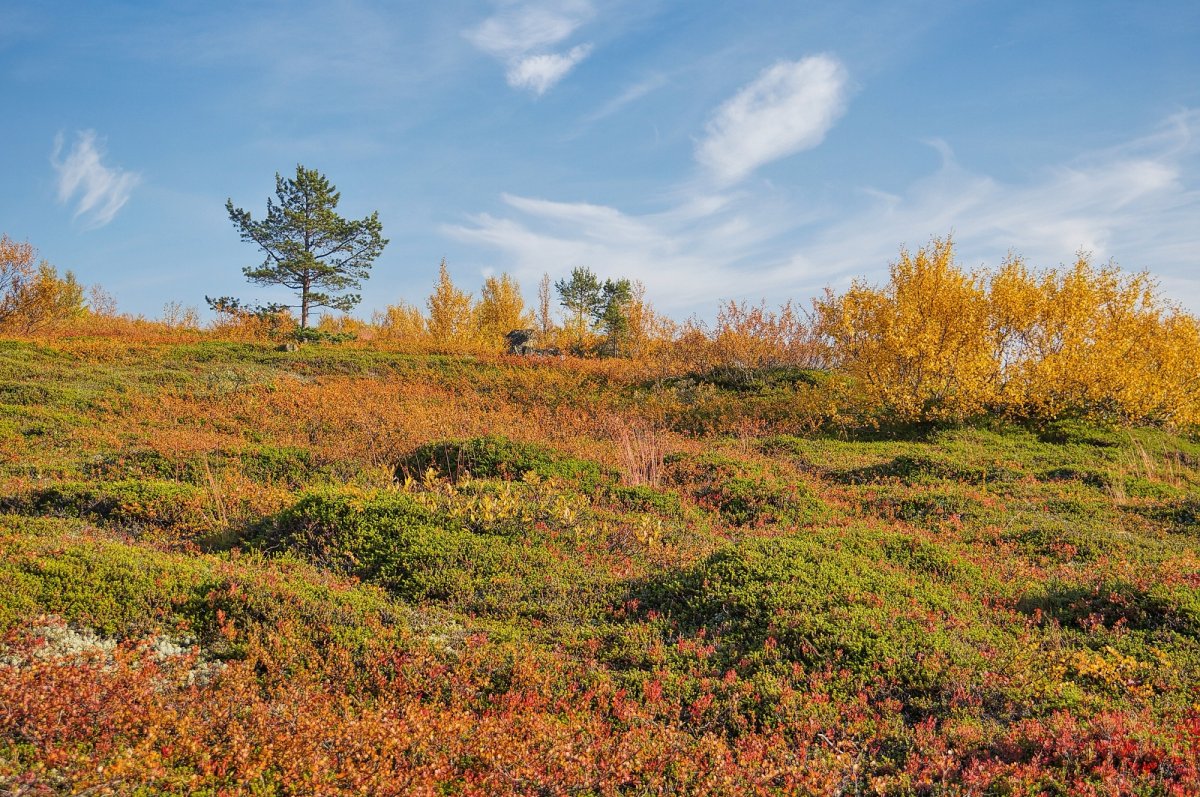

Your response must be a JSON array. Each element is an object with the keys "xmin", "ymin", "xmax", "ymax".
[
  {"xmin": 446, "ymin": 111, "xmax": 1200, "ymax": 316},
  {"xmin": 801, "ymin": 118, "xmax": 1197, "ymax": 288},
  {"xmin": 466, "ymin": 1, "xmax": 594, "ymax": 94},
  {"xmin": 507, "ymin": 44, "xmax": 592, "ymax": 94},
  {"xmin": 467, "ymin": 0, "xmax": 591, "ymax": 58},
  {"xmin": 50, "ymin": 130, "xmax": 140, "ymax": 229},
  {"xmin": 443, "ymin": 189, "xmax": 801, "ymax": 310},
  {"xmin": 696, "ymin": 55, "xmax": 849, "ymax": 184}
]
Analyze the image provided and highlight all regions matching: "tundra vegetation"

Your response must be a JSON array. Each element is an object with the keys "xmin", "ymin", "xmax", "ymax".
[{"xmin": 1, "ymin": 234, "xmax": 1200, "ymax": 795}]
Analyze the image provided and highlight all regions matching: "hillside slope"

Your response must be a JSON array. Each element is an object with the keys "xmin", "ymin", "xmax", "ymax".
[{"xmin": 2, "ymin": 340, "xmax": 1199, "ymax": 795}]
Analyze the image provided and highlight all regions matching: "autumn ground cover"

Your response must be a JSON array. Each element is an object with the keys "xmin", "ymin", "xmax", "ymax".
[{"xmin": 0, "ymin": 337, "xmax": 1198, "ymax": 796}]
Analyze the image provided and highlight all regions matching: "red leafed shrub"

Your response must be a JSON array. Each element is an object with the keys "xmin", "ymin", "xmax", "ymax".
[{"xmin": 6, "ymin": 619, "xmax": 1200, "ymax": 796}]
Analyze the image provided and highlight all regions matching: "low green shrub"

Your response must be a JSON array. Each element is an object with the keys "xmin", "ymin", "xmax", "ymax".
[
  {"xmin": 397, "ymin": 435, "xmax": 613, "ymax": 492},
  {"xmin": 1148, "ymin": 497, "xmax": 1200, "ymax": 528},
  {"xmin": 240, "ymin": 444, "xmax": 323, "ymax": 488},
  {"xmin": 1019, "ymin": 578, "xmax": 1200, "ymax": 638},
  {"xmin": 837, "ymin": 452, "xmax": 1018, "ymax": 485},
  {"xmin": 1122, "ymin": 476, "xmax": 1186, "ymax": 501},
  {"xmin": 82, "ymin": 448, "xmax": 179, "ymax": 481},
  {"xmin": 861, "ymin": 487, "xmax": 982, "ymax": 527},
  {"xmin": 639, "ymin": 527, "xmax": 1000, "ymax": 716},
  {"xmin": 681, "ymin": 365, "xmax": 826, "ymax": 393},
  {"xmin": 663, "ymin": 452, "xmax": 824, "ymax": 527},
  {"xmin": 259, "ymin": 488, "xmax": 606, "ymax": 622},
  {"xmin": 20, "ymin": 479, "xmax": 210, "ymax": 535},
  {"xmin": 606, "ymin": 484, "xmax": 684, "ymax": 518},
  {"xmin": 1037, "ymin": 419, "xmax": 1123, "ymax": 447},
  {"xmin": 1038, "ymin": 466, "xmax": 1115, "ymax": 491},
  {"xmin": 0, "ymin": 516, "xmax": 410, "ymax": 656}
]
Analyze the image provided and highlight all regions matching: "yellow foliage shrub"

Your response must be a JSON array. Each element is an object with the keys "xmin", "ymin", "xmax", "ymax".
[
  {"xmin": 817, "ymin": 236, "xmax": 1200, "ymax": 426},
  {"xmin": 712, "ymin": 299, "xmax": 827, "ymax": 371},
  {"xmin": 476, "ymin": 273, "xmax": 533, "ymax": 351},
  {"xmin": 426, "ymin": 260, "xmax": 478, "ymax": 350},
  {"xmin": 816, "ymin": 237, "xmax": 995, "ymax": 421},
  {"xmin": 990, "ymin": 256, "xmax": 1200, "ymax": 424},
  {"xmin": 208, "ymin": 304, "xmax": 297, "ymax": 342},
  {"xmin": 372, "ymin": 301, "xmax": 428, "ymax": 345},
  {"xmin": 317, "ymin": 313, "xmax": 372, "ymax": 339},
  {"xmin": 0, "ymin": 234, "xmax": 86, "ymax": 335}
]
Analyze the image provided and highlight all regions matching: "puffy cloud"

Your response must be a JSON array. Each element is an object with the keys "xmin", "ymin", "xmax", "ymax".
[
  {"xmin": 466, "ymin": 1, "xmax": 594, "ymax": 95},
  {"xmin": 696, "ymin": 55, "xmax": 849, "ymax": 184},
  {"xmin": 51, "ymin": 130, "xmax": 140, "ymax": 229}
]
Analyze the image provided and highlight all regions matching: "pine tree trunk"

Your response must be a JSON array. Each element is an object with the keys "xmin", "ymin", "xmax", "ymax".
[{"xmin": 301, "ymin": 278, "xmax": 310, "ymax": 328}]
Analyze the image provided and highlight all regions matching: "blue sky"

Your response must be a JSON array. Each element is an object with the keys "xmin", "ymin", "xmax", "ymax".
[{"xmin": 3, "ymin": 1, "xmax": 1199, "ymax": 320}]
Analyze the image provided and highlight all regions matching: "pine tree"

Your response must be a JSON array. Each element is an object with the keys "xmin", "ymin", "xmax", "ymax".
[
  {"xmin": 555, "ymin": 267, "xmax": 604, "ymax": 350},
  {"xmin": 597, "ymin": 278, "xmax": 633, "ymax": 356},
  {"xmin": 226, "ymin": 165, "xmax": 387, "ymax": 328},
  {"xmin": 554, "ymin": 267, "xmax": 632, "ymax": 355}
]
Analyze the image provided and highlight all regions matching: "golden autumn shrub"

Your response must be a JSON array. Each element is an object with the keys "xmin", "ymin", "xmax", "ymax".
[
  {"xmin": 317, "ymin": 312, "xmax": 372, "ymax": 339},
  {"xmin": 426, "ymin": 259, "xmax": 479, "ymax": 351},
  {"xmin": 989, "ymin": 255, "xmax": 1200, "ymax": 425},
  {"xmin": 816, "ymin": 237, "xmax": 1200, "ymax": 426},
  {"xmin": 816, "ymin": 237, "xmax": 995, "ymax": 422},
  {"xmin": 475, "ymin": 273, "xmax": 533, "ymax": 351},
  {"xmin": 712, "ymin": 299, "xmax": 827, "ymax": 371},
  {"xmin": 207, "ymin": 301, "xmax": 297, "ymax": 342},
  {"xmin": 0, "ymin": 234, "xmax": 86, "ymax": 335},
  {"xmin": 619, "ymin": 282, "xmax": 677, "ymax": 367},
  {"xmin": 372, "ymin": 300, "xmax": 428, "ymax": 345}
]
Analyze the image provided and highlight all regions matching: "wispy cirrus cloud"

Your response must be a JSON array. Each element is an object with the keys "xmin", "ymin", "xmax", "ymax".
[
  {"xmin": 446, "ymin": 110, "xmax": 1200, "ymax": 316},
  {"xmin": 466, "ymin": 0, "xmax": 594, "ymax": 95},
  {"xmin": 582, "ymin": 73, "xmax": 668, "ymax": 125},
  {"xmin": 50, "ymin": 130, "xmax": 140, "ymax": 229},
  {"xmin": 696, "ymin": 55, "xmax": 850, "ymax": 184},
  {"xmin": 443, "ymin": 189, "xmax": 807, "ymax": 310}
]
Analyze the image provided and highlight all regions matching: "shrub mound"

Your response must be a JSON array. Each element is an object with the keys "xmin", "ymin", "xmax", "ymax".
[
  {"xmin": 397, "ymin": 435, "xmax": 612, "ymax": 492},
  {"xmin": 258, "ymin": 488, "xmax": 600, "ymax": 621},
  {"xmin": 663, "ymin": 452, "xmax": 825, "ymax": 526},
  {"xmin": 639, "ymin": 527, "xmax": 1000, "ymax": 719}
]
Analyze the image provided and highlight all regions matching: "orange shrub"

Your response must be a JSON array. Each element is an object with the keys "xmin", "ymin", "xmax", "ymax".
[{"xmin": 0, "ymin": 234, "xmax": 86, "ymax": 335}]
